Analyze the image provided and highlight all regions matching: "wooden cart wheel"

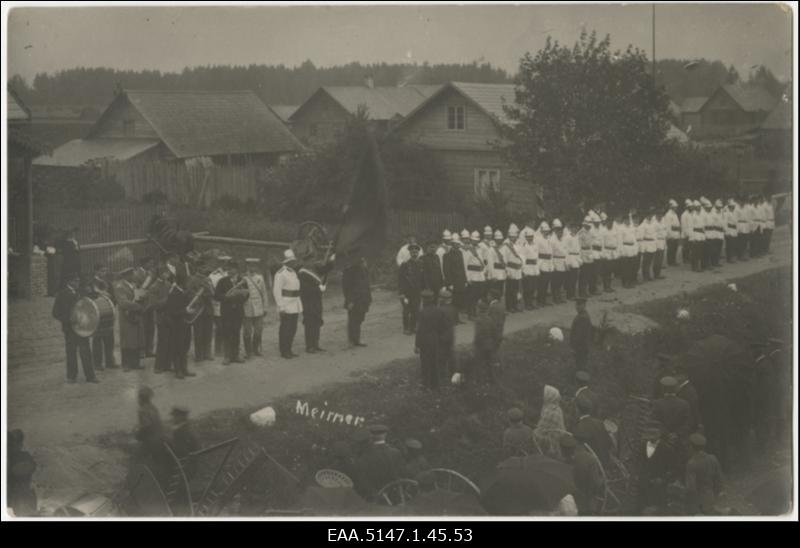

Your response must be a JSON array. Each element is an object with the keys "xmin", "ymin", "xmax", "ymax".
[{"xmin": 376, "ymin": 479, "xmax": 420, "ymax": 506}]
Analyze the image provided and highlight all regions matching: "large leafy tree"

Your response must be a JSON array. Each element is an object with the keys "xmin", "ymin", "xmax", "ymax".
[{"xmin": 499, "ymin": 31, "xmax": 677, "ymax": 214}]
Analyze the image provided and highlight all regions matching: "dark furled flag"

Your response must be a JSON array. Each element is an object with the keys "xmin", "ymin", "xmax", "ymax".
[{"xmin": 333, "ymin": 132, "xmax": 389, "ymax": 268}]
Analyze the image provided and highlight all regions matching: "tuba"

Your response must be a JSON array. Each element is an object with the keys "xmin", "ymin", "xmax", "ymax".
[{"xmin": 184, "ymin": 271, "xmax": 217, "ymax": 325}]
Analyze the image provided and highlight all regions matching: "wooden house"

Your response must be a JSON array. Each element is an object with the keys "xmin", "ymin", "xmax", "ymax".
[
  {"xmin": 390, "ymin": 82, "xmax": 540, "ymax": 217},
  {"xmin": 680, "ymin": 85, "xmax": 777, "ymax": 140},
  {"xmin": 289, "ymin": 81, "xmax": 441, "ymax": 146},
  {"xmin": 35, "ymin": 89, "xmax": 304, "ymax": 168}
]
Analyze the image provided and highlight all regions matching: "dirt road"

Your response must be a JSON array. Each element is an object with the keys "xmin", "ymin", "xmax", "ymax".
[{"xmin": 6, "ymin": 228, "xmax": 792, "ymax": 505}]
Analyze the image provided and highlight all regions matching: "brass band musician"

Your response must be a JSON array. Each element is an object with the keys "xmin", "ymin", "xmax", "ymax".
[
  {"xmin": 186, "ymin": 262, "xmax": 215, "ymax": 363},
  {"xmin": 89, "ymin": 263, "xmax": 118, "ymax": 370},
  {"xmin": 214, "ymin": 261, "xmax": 251, "ymax": 365},
  {"xmin": 52, "ymin": 272, "xmax": 98, "ymax": 384}
]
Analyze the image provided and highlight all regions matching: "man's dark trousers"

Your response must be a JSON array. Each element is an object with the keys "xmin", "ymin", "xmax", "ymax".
[
  {"xmin": 402, "ymin": 295, "xmax": 421, "ymax": 332},
  {"xmin": 279, "ymin": 312, "xmax": 299, "ymax": 355},
  {"xmin": 92, "ymin": 330, "xmax": 115, "ymax": 369},
  {"xmin": 65, "ymin": 328, "xmax": 96, "ymax": 381},
  {"xmin": 193, "ymin": 315, "xmax": 213, "ymax": 360},
  {"xmin": 419, "ymin": 345, "xmax": 440, "ymax": 390},
  {"xmin": 348, "ymin": 306, "xmax": 367, "ymax": 345},
  {"xmin": 223, "ymin": 314, "xmax": 243, "ymax": 361},
  {"xmin": 667, "ymin": 240, "xmax": 679, "ymax": 266}
]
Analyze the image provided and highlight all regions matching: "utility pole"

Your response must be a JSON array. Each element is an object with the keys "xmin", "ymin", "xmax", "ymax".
[{"xmin": 652, "ymin": 3, "xmax": 656, "ymax": 88}]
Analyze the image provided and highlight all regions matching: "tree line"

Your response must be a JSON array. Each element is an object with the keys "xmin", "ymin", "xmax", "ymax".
[{"xmin": 9, "ymin": 57, "xmax": 786, "ymax": 111}]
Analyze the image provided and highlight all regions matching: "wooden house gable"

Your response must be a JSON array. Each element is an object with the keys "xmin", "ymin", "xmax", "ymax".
[{"xmin": 89, "ymin": 95, "xmax": 160, "ymax": 141}]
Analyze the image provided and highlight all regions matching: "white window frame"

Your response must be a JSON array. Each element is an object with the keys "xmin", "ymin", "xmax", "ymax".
[
  {"xmin": 446, "ymin": 104, "xmax": 466, "ymax": 131},
  {"xmin": 474, "ymin": 168, "xmax": 501, "ymax": 197}
]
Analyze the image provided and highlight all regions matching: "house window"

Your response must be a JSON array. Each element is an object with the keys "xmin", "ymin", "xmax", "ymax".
[
  {"xmin": 122, "ymin": 119, "xmax": 136, "ymax": 136},
  {"xmin": 447, "ymin": 105, "xmax": 466, "ymax": 130},
  {"xmin": 474, "ymin": 168, "xmax": 501, "ymax": 197}
]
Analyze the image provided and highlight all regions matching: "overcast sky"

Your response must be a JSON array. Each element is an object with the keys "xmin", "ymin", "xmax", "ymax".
[{"xmin": 7, "ymin": 3, "xmax": 794, "ymax": 84}]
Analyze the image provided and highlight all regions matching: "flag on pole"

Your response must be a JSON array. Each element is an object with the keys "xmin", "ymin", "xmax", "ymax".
[{"xmin": 332, "ymin": 131, "xmax": 389, "ymax": 268}]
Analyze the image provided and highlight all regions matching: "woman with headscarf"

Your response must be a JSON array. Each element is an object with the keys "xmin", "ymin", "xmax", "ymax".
[{"xmin": 534, "ymin": 385, "xmax": 566, "ymax": 459}]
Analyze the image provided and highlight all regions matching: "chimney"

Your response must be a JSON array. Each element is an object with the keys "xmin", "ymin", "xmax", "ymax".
[{"xmin": 364, "ymin": 74, "xmax": 374, "ymax": 89}]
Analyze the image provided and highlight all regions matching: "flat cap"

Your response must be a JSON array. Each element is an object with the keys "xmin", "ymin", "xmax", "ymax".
[
  {"xmin": 575, "ymin": 371, "xmax": 591, "ymax": 383},
  {"xmin": 405, "ymin": 438, "xmax": 423, "ymax": 450},
  {"xmin": 689, "ymin": 433, "xmax": 707, "ymax": 447},
  {"xmin": 367, "ymin": 424, "xmax": 389, "ymax": 435},
  {"xmin": 660, "ymin": 376, "xmax": 678, "ymax": 388},
  {"xmin": 507, "ymin": 407, "xmax": 523, "ymax": 421}
]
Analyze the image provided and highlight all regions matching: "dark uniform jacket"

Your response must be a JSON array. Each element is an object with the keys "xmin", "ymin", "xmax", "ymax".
[
  {"xmin": 299, "ymin": 264, "xmax": 333, "ymax": 326},
  {"xmin": 652, "ymin": 395, "xmax": 692, "ymax": 438},
  {"xmin": 215, "ymin": 276, "xmax": 248, "ymax": 319},
  {"xmin": 356, "ymin": 442, "xmax": 404, "ymax": 497},
  {"xmin": 60, "ymin": 238, "xmax": 81, "ymax": 280},
  {"xmin": 342, "ymin": 263, "xmax": 372, "ymax": 311},
  {"xmin": 398, "ymin": 259, "xmax": 424, "ymax": 298},
  {"xmin": 474, "ymin": 316, "xmax": 500, "ymax": 353},
  {"xmin": 421, "ymin": 254, "xmax": 444, "ymax": 295},
  {"xmin": 443, "ymin": 248, "xmax": 467, "ymax": 289},
  {"xmin": 637, "ymin": 439, "xmax": 679, "ymax": 486},
  {"xmin": 570, "ymin": 311, "xmax": 593, "ymax": 352},
  {"xmin": 415, "ymin": 305, "xmax": 449, "ymax": 349},
  {"xmin": 573, "ymin": 415, "xmax": 613, "ymax": 469},
  {"xmin": 52, "ymin": 285, "xmax": 81, "ymax": 331}
]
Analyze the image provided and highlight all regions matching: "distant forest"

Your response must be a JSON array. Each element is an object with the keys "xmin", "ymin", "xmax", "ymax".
[{"xmin": 9, "ymin": 58, "xmax": 786, "ymax": 112}]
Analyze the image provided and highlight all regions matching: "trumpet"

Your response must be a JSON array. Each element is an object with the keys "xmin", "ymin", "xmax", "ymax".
[{"xmin": 225, "ymin": 277, "xmax": 249, "ymax": 298}]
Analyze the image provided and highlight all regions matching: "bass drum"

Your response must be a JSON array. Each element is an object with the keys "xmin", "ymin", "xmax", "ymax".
[{"xmin": 71, "ymin": 295, "xmax": 115, "ymax": 338}]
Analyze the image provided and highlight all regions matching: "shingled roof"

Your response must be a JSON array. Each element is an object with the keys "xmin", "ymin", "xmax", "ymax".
[
  {"xmin": 89, "ymin": 90, "xmax": 304, "ymax": 158},
  {"xmin": 292, "ymin": 85, "xmax": 441, "ymax": 122},
  {"xmin": 720, "ymin": 85, "xmax": 777, "ymax": 112}
]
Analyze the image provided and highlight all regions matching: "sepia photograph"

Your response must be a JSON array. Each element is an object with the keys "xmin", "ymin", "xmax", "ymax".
[{"xmin": 2, "ymin": 1, "xmax": 797, "ymax": 524}]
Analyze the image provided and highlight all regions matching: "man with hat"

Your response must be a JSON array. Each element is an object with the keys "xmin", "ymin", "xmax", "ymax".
[
  {"xmin": 87, "ymin": 263, "xmax": 117, "ymax": 371},
  {"xmin": 437, "ymin": 288, "xmax": 458, "ymax": 380},
  {"xmin": 501, "ymin": 224, "xmax": 524, "ymax": 312},
  {"xmin": 550, "ymin": 219, "xmax": 568, "ymax": 303},
  {"xmin": 421, "ymin": 241, "xmax": 444, "ymax": 305},
  {"xmin": 402, "ymin": 439, "xmax": 431, "ymax": 479},
  {"xmin": 115, "ymin": 266, "xmax": 146, "ymax": 371},
  {"xmin": 723, "ymin": 199, "xmax": 739, "ymax": 263},
  {"xmin": 559, "ymin": 433, "xmax": 604, "ymax": 515},
  {"xmin": 664, "ymin": 200, "xmax": 681, "ymax": 266},
  {"xmin": 215, "ymin": 260, "xmax": 250, "ymax": 364},
  {"xmin": 436, "ymin": 229, "xmax": 452, "ymax": 274},
  {"xmin": 735, "ymin": 196, "xmax": 751, "ymax": 261},
  {"xmin": 572, "ymin": 395, "xmax": 613, "ymax": 470},
  {"xmin": 136, "ymin": 256, "xmax": 158, "ymax": 358},
  {"xmin": 570, "ymin": 297, "xmax": 593, "ymax": 375},
  {"xmin": 399, "ymin": 243, "xmax": 424, "ymax": 334},
  {"xmin": 688, "ymin": 201, "xmax": 706, "ymax": 272},
  {"xmin": 489, "ymin": 229, "xmax": 507, "ymax": 299},
  {"xmin": 414, "ymin": 289, "xmax": 448, "ymax": 390},
  {"xmin": 58, "ymin": 226, "xmax": 82, "ymax": 287},
  {"xmin": 273, "ymin": 250, "xmax": 302, "ymax": 359},
  {"xmin": 211, "ymin": 256, "xmax": 231, "ymax": 357},
  {"xmin": 653, "ymin": 209, "xmax": 667, "ymax": 279},
  {"xmin": 463, "ymin": 231, "xmax": 486, "ymax": 319},
  {"xmin": 594, "ymin": 212, "xmax": 611, "ymax": 291},
  {"xmin": 651, "ymin": 353, "xmax": 677, "ymax": 399},
  {"xmin": 52, "ymin": 271, "xmax": 98, "ymax": 384},
  {"xmin": 701, "ymin": 198, "xmax": 716, "ymax": 270},
  {"xmin": 395, "ymin": 234, "xmax": 417, "ymax": 267},
  {"xmin": 639, "ymin": 210, "xmax": 657, "ymax": 282},
  {"xmin": 299, "ymin": 255, "xmax": 336, "ymax": 353},
  {"xmin": 619, "ymin": 213, "xmax": 637, "ymax": 288},
  {"xmin": 577, "ymin": 216, "xmax": 594, "ymax": 298},
  {"xmin": 685, "ymin": 433, "xmax": 724, "ymax": 515},
  {"xmin": 652, "ymin": 376, "xmax": 692, "ymax": 441},
  {"xmin": 472, "ymin": 297, "xmax": 501, "ymax": 385},
  {"xmin": 565, "ymin": 221, "xmax": 581, "ymax": 301},
  {"xmin": 186, "ymin": 262, "xmax": 215, "ymax": 363},
  {"xmin": 680, "ymin": 199, "xmax": 694, "ymax": 266},
  {"xmin": 537, "ymin": 221, "xmax": 553, "ymax": 306},
  {"xmin": 711, "ymin": 199, "xmax": 726, "ymax": 267},
  {"xmin": 503, "ymin": 407, "xmax": 536, "ymax": 457},
  {"xmin": 676, "ymin": 368, "xmax": 700, "ymax": 435},
  {"xmin": 342, "ymin": 256, "xmax": 372, "ymax": 348},
  {"xmin": 478, "ymin": 225, "xmax": 494, "ymax": 301},
  {"xmin": 169, "ymin": 406, "xmax": 200, "ymax": 479},
  {"xmin": 242, "ymin": 258, "xmax": 269, "ymax": 359},
  {"xmin": 634, "ymin": 421, "xmax": 679, "ymax": 514},
  {"xmin": 520, "ymin": 227, "xmax": 539, "ymax": 309},
  {"xmin": 443, "ymin": 230, "xmax": 468, "ymax": 322},
  {"xmin": 155, "ymin": 267, "xmax": 195, "ymax": 379},
  {"xmin": 600, "ymin": 213, "xmax": 618, "ymax": 292},
  {"xmin": 573, "ymin": 371, "xmax": 599, "ymax": 420},
  {"xmin": 355, "ymin": 424, "xmax": 404, "ymax": 499}
]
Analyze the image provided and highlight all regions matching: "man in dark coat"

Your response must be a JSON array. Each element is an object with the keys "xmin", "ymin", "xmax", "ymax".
[
  {"xmin": 570, "ymin": 297, "xmax": 593, "ymax": 374},
  {"xmin": 402, "ymin": 439, "xmax": 431, "ymax": 479},
  {"xmin": 634, "ymin": 423, "xmax": 679, "ymax": 514},
  {"xmin": 7, "ymin": 429, "xmax": 38, "ymax": 516},
  {"xmin": 138, "ymin": 257, "xmax": 158, "ymax": 358},
  {"xmin": 59, "ymin": 226, "xmax": 82, "ymax": 286},
  {"xmin": 136, "ymin": 387, "xmax": 170, "ymax": 484},
  {"xmin": 685, "ymin": 433, "xmax": 724, "ymax": 515},
  {"xmin": 214, "ymin": 262, "xmax": 250, "ymax": 364},
  {"xmin": 560, "ymin": 433, "xmax": 603, "ymax": 516},
  {"xmin": 299, "ymin": 258, "xmax": 335, "ymax": 353},
  {"xmin": 342, "ymin": 257, "xmax": 372, "ymax": 347},
  {"xmin": 170, "ymin": 406, "xmax": 201, "ymax": 479},
  {"xmin": 354, "ymin": 424, "xmax": 405, "ymax": 499},
  {"xmin": 420, "ymin": 241, "xmax": 444, "ymax": 305},
  {"xmin": 88, "ymin": 263, "xmax": 118, "ymax": 370},
  {"xmin": 472, "ymin": 299, "xmax": 500, "ymax": 384},
  {"xmin": 652, "ymin": 376, "xmax": 692, "ymax": 441},
  {"xmin": 52, "ymin": 272, "xmax": 98, "ymax": 384},
  {"xmin": 186, "ymin": 264, "xmax": 215, "ymax": 363},
  {"xmin": 415, "ymin": 290, "xmax": 448, "ymax": 390},
  {"xmin": 572, "ymin": 394, "xmax": 613, "ymax": 470},
  {"xmin": 398, "ymin": 244, "xmax": 424, "ymax": 335},
  {"xmin": 443, "ymin": 239, "xmax": 467, "ymax": 322},
  {"xmin": 166, "ymin": 274, "xmax": 195, "ymax": 379},
  {"xmin": 437, "ymin": 289, "xmax": 457, "ymax": 379},
  {"xmin": 651, "ymin": 353, "xmax": 677, "ymax": 399}
]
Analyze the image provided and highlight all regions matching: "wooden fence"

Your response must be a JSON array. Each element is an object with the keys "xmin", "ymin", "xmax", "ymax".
[
  {"xmin": 35, "ymin": 203, "xmax": 170, "ymax": 245},
  {"xmin": 104, "ymin": 160, "xmax": 269, "ymax": 207}
]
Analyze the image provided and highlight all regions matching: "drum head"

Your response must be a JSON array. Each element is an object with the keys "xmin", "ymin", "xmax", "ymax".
[{"xmin": 71, "ymin": 297, "xmax": 100, "ymax": 338}]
